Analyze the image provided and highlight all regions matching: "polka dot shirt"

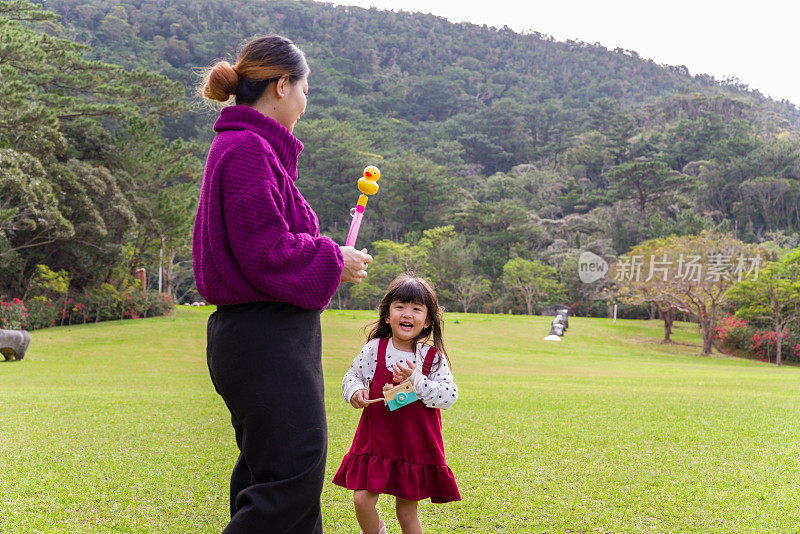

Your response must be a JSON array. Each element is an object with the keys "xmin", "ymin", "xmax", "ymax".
[{"xmin": 342, "ymin": 337, "xmax": 458, "ymax": 409}]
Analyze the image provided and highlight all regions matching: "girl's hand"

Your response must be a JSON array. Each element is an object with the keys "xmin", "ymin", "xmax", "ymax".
[
  {"xmin": 350, "ymin": 389, "xmax": 370, "ymax": 408},
  {"xmin": 340, "ymin": 247, "xmax": 373, "ymax": 284},
  {"xmin": 392, "ymin": 359, "xmax": 416, "ymax": 383}
]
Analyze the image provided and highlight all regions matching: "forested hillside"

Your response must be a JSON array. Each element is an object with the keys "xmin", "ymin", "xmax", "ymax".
[
  {"xmin": 0, "ymin": 0, "xmax": 199, "ymax": 307},
  {"xmin": 3, "ymin": 0, "xmax": 800, "ymax": 314}
]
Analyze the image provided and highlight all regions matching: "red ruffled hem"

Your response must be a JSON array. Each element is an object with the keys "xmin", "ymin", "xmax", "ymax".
[{"xmin": 332, "ymin": 453, "xmax": 461, "ymax": 503}]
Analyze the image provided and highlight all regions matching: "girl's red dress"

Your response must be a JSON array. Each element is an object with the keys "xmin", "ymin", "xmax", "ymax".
[{"xmin": 332, "ymin": 337, "xmax": 461, "ymax": 503}]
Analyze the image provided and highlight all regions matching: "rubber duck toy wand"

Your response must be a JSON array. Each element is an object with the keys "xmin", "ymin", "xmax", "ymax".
[{"xmin": 345, "ymin": 166, "xmax": 381, "ymax": 247}]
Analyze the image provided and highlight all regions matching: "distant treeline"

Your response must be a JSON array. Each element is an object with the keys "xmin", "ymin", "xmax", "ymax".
[{"xmin": 1, "ymin": 0, "xmax": 799, "ymax": 313}]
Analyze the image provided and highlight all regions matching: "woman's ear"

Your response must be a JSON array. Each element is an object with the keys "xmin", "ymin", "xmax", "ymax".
[{"xmin": 276, "ymin": 75, "xmax": 289, "ymax": 97}]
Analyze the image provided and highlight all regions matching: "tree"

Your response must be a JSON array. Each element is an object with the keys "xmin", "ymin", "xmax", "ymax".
[
  {"xmin": 737, "ymin": 177, "xmax": 800, "ymax": 232},
  {"xmin": 421, "ymin": 226, "xmax": 490, "ymax": 312},
  {"xmin": 726, "ymin": 250, "xmax": 800, "ymax": 365},
  {"xmin": 404, "ymin": 76, "xmax": 468, "ymax": 121},
  {"xmin": 0, "ymin": 0, "xmax": 187, "ymax": 296},
  {"xmin": 502, "ymin": 258, "xmax": 564, "ymax": 315},
  {"xmin": 555, "ymin": 250, "xmax": 614, "ymax": 320},
  {"xmin": 446, "ymin": 98, "xmax": 535, "ymax": 174},
  {"xmin": 612, "ymin": 231, "xmax": 766, "ymax": 354},
  {"xmin": 612, "ymin": 237, "xmax": 678, "ymax": 342},
  {"xmin": 294, "ymin": 118, "xmax": 376, "ymax": 241},
  {"xmin": 148, "ymin": 184, "xmax": 198, "ymax": 298},
  {"xmin": 0, "ymin": 1, "xmax": 183, "ymax": 142},
  {"xmin": 42, "ymin": 159, "xmax": 137, "ymax": 289},
  {"xmin": 604, "ymin": 159, "xmax": 696, "ymax": 215},
  {"xmin": 585, "ymin": 97, "xmax": 634, "ymax": 160},
  {"xmin": 376, "ymin": 154, "xmax": 454, "ymax": 238},
  {"xmin": 105, "ymin": 116, "xmax": 201, "ymax": 288},
  {"xmin": 560, "ymin": 130, "xmax": 615, "ymax": 187},
  {"xmin": 347, "ymin": 238, "xmax": 431, "ymax": 309},
  {"xmin": 452, "ymin": 276, "xmax": 492, "ymax": 313},
  {"xmin": 0, "ymin": 149, "xmax": 73, "ymax": 258},
  {"xmin": 664, "ymin": 114, "xmax": 761, "ymax": 168},
  {"xmin": 27, "ymin": 264, "xmax": 70, "ymax": 325},
  {"xmin": 454, "ymin": 200, "xmax": 544, "ymax": 280}
]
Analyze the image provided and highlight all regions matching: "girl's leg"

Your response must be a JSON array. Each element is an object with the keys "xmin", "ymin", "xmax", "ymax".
[
  {"xmin": 395, "ymin": 497, "xmax": 422, "ymax": 534},
  {"xmin": 354, "ymin": 491, "xmax": 382, "ymax": 534}
]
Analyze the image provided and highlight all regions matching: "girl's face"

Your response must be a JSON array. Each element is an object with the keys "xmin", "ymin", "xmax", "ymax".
[
  {"xmin": 274, "ymin": 75, "xmax": 308, "ymax": 133},
  {"xmin": 385, "ymin": 300, "xmax": 430, "ymax": 350}
]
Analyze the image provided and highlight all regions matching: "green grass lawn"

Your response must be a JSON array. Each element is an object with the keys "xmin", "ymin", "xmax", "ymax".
[{"xmin": 2, "ymin": 307, "xmax": 800, "ymax": 533}]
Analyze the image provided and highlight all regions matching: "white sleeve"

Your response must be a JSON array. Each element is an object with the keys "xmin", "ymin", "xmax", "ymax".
[
  {"xmin": 342, "ymin": 339, "xmax": 379, "ymax": 405},
  {"xmin": 410, "ymin": 346, "xmax": 458, "ymax": 409}
]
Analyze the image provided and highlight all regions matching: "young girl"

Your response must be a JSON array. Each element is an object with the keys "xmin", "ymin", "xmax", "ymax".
[{"xmin": 333, "ymin": 274, "xmax": 460, "ymax": 534}]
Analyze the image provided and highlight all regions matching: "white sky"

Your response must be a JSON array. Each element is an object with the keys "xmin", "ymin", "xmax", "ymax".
[{"xmin": 326, "ymin": 0, "xmax": 800, "ymax": 108}]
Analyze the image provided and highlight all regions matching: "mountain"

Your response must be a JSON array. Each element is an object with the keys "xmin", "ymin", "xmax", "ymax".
[
  {"xmin": 9, "ymin": 0, "xmax": 799, "ymax": 309},
  {"xmin": 43, "ymin": 0, "xmax": 799, "ymax": 133}
]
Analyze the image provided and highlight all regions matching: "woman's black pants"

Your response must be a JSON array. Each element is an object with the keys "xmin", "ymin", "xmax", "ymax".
[{"xmin": 207, "ymin": 302, "xmax": 326, "ymax": 533}]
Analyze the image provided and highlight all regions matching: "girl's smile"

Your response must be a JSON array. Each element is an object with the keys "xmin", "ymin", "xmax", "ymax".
[{"xmin": 386, "ymin": 300, "xmax": 429, "ymax": 351}]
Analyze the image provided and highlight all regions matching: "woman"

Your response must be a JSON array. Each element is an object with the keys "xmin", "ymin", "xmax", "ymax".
[{"xmin": 193, "ymin": 35, "xmax": 373, "ymax": 533}]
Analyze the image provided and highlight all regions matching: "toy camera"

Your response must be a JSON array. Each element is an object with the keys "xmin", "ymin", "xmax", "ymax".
[{"xmin": 383, "ymin": 380, "xmax": 419, "ymax": 411}]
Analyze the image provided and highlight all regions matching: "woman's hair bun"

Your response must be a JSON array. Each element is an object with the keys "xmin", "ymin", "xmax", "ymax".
[
  {"xmin": 201, "ymin": 61, "xmax": 239, "ymax": 103},
  {"xmin": 197, "ymin": 35, "xmax": 308, "ymax": 105}
]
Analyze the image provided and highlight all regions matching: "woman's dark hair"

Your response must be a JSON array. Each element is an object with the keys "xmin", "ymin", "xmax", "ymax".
[
  {"xmin": 199, "ymin": 34, "xmax": 309, "ymax": 105},
  {"xmin": 365, "ymin": 274, "xmax": 450, "ymax": 370}
]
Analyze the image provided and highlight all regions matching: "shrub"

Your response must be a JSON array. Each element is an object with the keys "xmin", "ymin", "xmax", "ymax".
[
  {"xmin": 1, "ymin": 288, "xmax": 173, "ymax": 332},
  {"xmin": 713, "ymin": 315, "xmax": 753, "ymax": 352},
  {"xmin": 84, "ymin": 283, "xmax": 124, "ymax": 322},
  {"xmin": 24, "ymin": 296, "xmax": 61, "ymax": 330},
  {"xmin": 119, "ymin": 289, "xmax": 174, "ymax": 319},
  {"xmin": 713, "ymin": 315, "xmax": 800, "ymax": 363},
  {"xmin": 147, "ymin": 292, "xmax": 174, "ymax": 316},
  {"xmin": 783, "ymin": 330, "xmax": 800, "ymax": 363},
  {"xmin": 0, "ymin": 298, "xmax": 28, "ymax": 330},
  {"xmin": 616, "ymin": 303, "xmax": 651, "ymax": 320},
  {"xmin": 69, "ymin": 301, "xmax": 90, "ymax": 325},
  {"xmin": 750, "ymin": 329, "xmax": 789, "ymax": 363},
  {"xmin": 569, "ymin": 300, "xmax": 609, "ymax": 318}
]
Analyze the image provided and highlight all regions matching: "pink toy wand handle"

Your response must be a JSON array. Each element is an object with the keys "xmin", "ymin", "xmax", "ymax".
[
  {"xmin": 344, "ymin": 165, "xmax": 381, "ymax": 248},
  {"xmin": 345, "ymin": 204, "xmax": 365, "ymax": 247}
]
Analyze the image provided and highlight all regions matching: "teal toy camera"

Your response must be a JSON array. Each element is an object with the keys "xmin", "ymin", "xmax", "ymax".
[{"xmin": 384, "ymin": 380, "xmax": 418, "ymax": 411}]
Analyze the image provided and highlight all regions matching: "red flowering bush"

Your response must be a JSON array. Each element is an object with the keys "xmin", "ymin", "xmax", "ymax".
[
  {"xmin": 750, "ymin": 329, "xmax": 789, "ymax": 363},
  {"xmin": 81, "ymin": 284, "xmax": 174, "ymax": 323},
  {"xmin": 783, "ymin": 331, "xmax": 800, "ymax": 363},
  {"xmin": 119, "ymin": 290, "xmax": 174, "ymax": 319},
  {"xmin": 0, "ymin": 289, "xmax": 173, "ymax": 331},
  {"xmin": 714, "ymin": 317, "xmax": 800, "ymax": 363},
  {"xmin": 71, "ymin": 301, "xmax": 89, "ymax": 324},
  {"xmin": 0, "ymin": 298, "xmax": 28, "ymax": 330},
  {"xmin": 25, "ymin": 296, "xmax": 61, "ymax": 330},
  {"xmin": 712, "ymin": 315, "xmax": 753, "ymax": 352}
]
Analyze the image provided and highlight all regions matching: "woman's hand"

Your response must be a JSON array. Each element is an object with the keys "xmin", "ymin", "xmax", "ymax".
[
  {"xmin": 340, "ymin": 246, "xmax": 373, "ymax": 284},
  {"xmin": 392, "ymin": 359, "xmax": 416, "ymax": 383},
  {"xmin": 350, "ymin": 389, "xmax": 370, "ymax": 408}
]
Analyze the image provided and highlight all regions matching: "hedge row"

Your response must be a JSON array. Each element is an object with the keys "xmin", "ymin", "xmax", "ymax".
[
  {"xmin": 714, "ymin": 315, "xmax": 800, "ymax": 363},
  {"xmin": 0, "ymin": 285, "xmax": 173, "ymax": 331}
]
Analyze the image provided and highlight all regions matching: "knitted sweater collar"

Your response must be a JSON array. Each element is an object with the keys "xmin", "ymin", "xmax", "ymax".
[{"xmin": 213, "ymin": 105, "xmax": 304, "ymax": 179}]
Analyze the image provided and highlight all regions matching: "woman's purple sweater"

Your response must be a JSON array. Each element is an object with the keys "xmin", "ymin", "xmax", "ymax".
[{"xmin": 192, "ymin": 105, "xmax": 344, "ymax": 310}]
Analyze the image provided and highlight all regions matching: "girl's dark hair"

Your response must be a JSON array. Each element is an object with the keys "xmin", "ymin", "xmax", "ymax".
[
  {"xmin": 366, "ymin": 274, "xmax": 450, "ymax": 370},
  {"xmin": 199, "ymin": 34, "xmax": 309, "ymax": 105}
]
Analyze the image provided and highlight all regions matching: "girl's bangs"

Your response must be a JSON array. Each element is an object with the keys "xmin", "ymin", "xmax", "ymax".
[{"xmin": 389, "ymin": 278, "xmax": 428, "ymax": 305}]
